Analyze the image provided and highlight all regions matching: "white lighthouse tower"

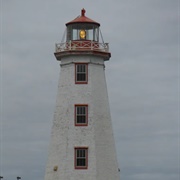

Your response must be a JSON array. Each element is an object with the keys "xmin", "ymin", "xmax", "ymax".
[{"xmin": 44, "ymin": 9, "xmax": 120, "ymax": 180}]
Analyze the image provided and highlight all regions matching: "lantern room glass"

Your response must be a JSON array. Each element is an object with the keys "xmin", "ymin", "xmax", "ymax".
[{"xmin": 66, "ymin": 23, "xmax": 99, "ymax": 42}]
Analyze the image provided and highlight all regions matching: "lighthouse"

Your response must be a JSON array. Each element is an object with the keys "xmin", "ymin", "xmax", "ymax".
[{"xmin": 44, "ymin": 9, "xmax": 120, "ymax": 180}]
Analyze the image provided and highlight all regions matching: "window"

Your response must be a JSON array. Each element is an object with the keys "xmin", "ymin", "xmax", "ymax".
[
  {"xmin": 75, "ymin": 63, "xmax": 88, "ymax": 84},
  {"xmin": 75, "ymin": 147, "xmax": 88, "ymax": 169},
  {"xmin": 75, "ymin": 105, "xmax": 88, "ymax": 126}
]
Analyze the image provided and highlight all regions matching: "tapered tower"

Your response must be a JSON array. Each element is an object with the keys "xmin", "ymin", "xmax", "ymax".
[{"xmin": 44, "ymin": 9, "xmax": 120, "ymax": 180}]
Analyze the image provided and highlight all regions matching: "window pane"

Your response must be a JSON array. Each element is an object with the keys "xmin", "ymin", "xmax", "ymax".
[
  {"xmin": 88, "ymin": 29, "xmax": 93, "ymax": 40},
  {"xmin": 77, "ymin": 65, "xmax": 81, "ymax": 72},
  {"xmin": 77, "ymin": 116, "xmax": 85, "ymax": 123},
  {"xmin": 77, "ymin": 65, "xmax": 85, "ymax": 73},
  {"xmin": 82, "ymin": 107, "xmax": 85, "ymax": 114},
  {"xmin": 81, "ymin": 159, "xmax": 86, "ymax": 166},
  {"xmin": 77, "ymin": 150, "xmax": 80, "ymax": 157},
  {"xmin": 77, "ymin": 159, "xmax": 81, "ymax": 166},
  {"xmin": 77, "ymin": 107, "xmax": 80, "ymax": 114},
  {"xmin": 77, "ymin": 159, "xmax": 86, "ymax": 166},
  {"xmin": 82, "ymin": 150, "xmax": 85, "ymax": 157},
  {"xmin": 77, "ymin": 74, "xmax": 86, "ymax": 81},
  {"xmin": 77, "ymin": 107, "xmax": 85, "ymax": 115},
  {"xmin": 82, "ymin": 65, "xmax": 85, "ymax": 72},
  {"xmin": 72, "ymin": 29, "xmax": 77, "ymax": 40},
  {"xmin": 80, "ymin": 65, "xmax": 83, "ymax": 72}
]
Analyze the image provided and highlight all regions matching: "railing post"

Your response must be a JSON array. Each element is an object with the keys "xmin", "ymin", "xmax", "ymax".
[
  {"xmin": 55, "ymin": 43, "xmax": 57, "ymax": 52},
  {"xmin": 105, "ymin": 43, "xmax": 109, "ymax": 52},
  {"xmin": 91, "ymin": 41, "xmax": 93, "ymax": 50},
  {"xmin": 69, "ymin": 40, "xmax": 71, "ymax": 50}
]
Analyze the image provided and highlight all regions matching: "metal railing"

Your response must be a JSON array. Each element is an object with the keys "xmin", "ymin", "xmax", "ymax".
[{"xmin": 55, "ymin": 41, "xmax": 109, "ymax": 53}]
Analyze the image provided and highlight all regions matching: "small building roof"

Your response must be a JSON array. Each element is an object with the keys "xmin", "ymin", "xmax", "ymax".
[{"xmin": 66, "ymin": 9, "xmax": 100, "ymax": 26}]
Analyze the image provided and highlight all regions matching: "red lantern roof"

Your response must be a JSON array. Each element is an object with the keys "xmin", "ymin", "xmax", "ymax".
[{"xmin": 66, "ymin": 9, "xmax": 100, "ymax": 26}]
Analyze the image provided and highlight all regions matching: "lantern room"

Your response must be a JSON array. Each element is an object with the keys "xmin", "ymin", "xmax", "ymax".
[
  {"xmin": 55, "ymin": 9, "xmax": 111, "ymax": 61},
  {"xmin": 66, "ymin": 9, "xmax": 100, "ymax": 42}
]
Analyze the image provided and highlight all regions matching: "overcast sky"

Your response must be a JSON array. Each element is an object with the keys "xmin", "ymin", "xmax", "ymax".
[{"xmin": 0, "ymin": 0, "xmax": 179, "ymax": 180}]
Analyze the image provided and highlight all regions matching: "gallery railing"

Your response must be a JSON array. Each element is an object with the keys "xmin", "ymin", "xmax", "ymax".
[{"xmin": 55, "ymin": 40, "xmax": 109, "ymax": 53}]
